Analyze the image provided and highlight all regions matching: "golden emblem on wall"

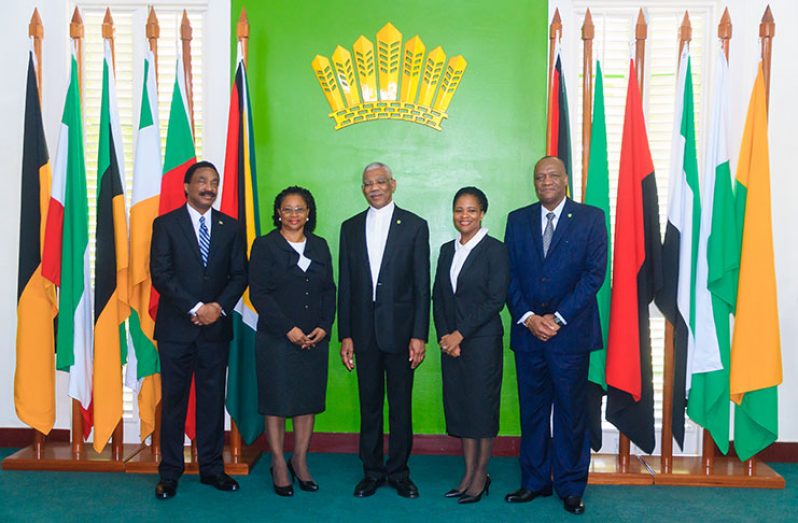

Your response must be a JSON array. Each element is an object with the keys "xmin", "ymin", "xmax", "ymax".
[{"xmin": 311, "ymin": 22, "xmax": 468, "ymax": 131}]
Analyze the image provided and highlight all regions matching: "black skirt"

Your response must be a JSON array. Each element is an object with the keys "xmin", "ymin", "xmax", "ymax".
[
  {"xmin": 255, "ymin": 330, "xmax": 328, "ymax": 417},
  {"xmin": 441, "ymin": 335, "xmax": 503, "ymax": 438}
]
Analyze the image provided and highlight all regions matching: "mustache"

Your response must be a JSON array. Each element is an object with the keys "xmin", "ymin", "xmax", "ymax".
[{"xmin": 199, "ymin": 191, "xmax": 217, "ymax": 197}]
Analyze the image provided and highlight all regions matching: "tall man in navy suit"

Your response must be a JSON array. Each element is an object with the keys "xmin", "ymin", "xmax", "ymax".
[
  {"xmin": 504, "ymin": 156, "xmax": 608, "ymax": 515},
  {"xmin": 150, "ymin": 161, "xmax": 247, "ymax": 500},
  {"xmin": 338, "ymin": 162, "xmax": 430, "ymax": 499}
]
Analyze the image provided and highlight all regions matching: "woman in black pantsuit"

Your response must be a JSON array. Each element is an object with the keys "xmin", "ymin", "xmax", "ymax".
[
  {"xmin": 249, "ymin": 186, "xmax": 336, "ymax": 496},
  {"xmin": 432, "ymin": 187, "xmax": 509, "ymax": 504}
]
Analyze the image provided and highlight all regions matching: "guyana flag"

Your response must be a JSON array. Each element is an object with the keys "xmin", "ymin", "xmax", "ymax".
[
  {"xmin": 92, "ymin": 40, "xmax": 130, "ymax": 453},
  {"xmin": 15, "ymin": 45, "xmax": 57, "ymax": 435},
  {"xmin": 731, "ymin": 64, "xmax": 781, "ymax": 461},
  {"xmin": 688, "ymin": 46, "xmax": 737, "ymax": 455},
  {"xmin": 126, "ymin": 47, "xmax": 162, "ymax": 442},
  {"xmin": 546, "ymin": 44, "xmax": 573, "ymax": 196},
  {"xmin": 655, "ymin": 47, "xmax": 713, "ymax": 449},
  {"xmin": 42, "ymin": 43, "xmax": 94, "ymax": 438},
  {"xmin": 605, "ymin": 59, "xmax": 662, "ymax": 454},
  {"xmin": 583, "ymin": 61, "xmax": 610, "ymax": 451},
  {"xmin": 153, "ymin": 53, "xmax": 197, "ymax": 439},
  {"xmin": 222, "ymin": 43, "xmax": 263, "ymax": 444}
]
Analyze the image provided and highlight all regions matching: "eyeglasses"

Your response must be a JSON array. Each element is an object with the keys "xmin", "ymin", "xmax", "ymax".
[
  {"xmin": 362, "ymin": 178, "xmax": 392, "ymax": 188},
  {"xmin": 280, "ymin": 207, "xmax": 308, "ymax": 215}
]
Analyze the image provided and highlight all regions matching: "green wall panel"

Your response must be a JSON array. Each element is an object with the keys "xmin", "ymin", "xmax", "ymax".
[{"xmin": 231, "ymin": 0, "xmax": 548, "ymax": 435}]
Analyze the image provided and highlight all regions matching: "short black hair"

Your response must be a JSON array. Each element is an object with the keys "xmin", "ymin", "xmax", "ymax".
[
  {"xmin": 272, "ymin": 186, "xmax": 317, "ymax": 233},
  {"xmin": 452, "ymin": 186, "xmax": 488, "ymax": 213},
  {"xmin": 184, "ymin": 160, "xmax": 219, "ymax": 184}
]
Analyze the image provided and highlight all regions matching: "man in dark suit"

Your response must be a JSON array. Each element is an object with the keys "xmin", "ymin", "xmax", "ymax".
[
  {"xmin": 150, "ymin": 161, "xmax": 247, "ymax": 500},
  {"xmin": 504, "ymin": 156, "xmax": 608, "ymax": 515},
  {"xmin": 338, "ymin": 162, "xmax": 430, "ymax": 499}
]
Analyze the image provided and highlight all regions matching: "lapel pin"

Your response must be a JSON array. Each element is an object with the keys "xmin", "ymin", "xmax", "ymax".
[
  {"xmin": 567, "ymin": 213, "xmax": 572, "ymax": 219},
  {"xmin": 396, "ymin": 219, "xmax": 402, "ymax": 224},
  {"xmin": 218, "ymin": 220, "xmax": 224, "ymax": 225}
]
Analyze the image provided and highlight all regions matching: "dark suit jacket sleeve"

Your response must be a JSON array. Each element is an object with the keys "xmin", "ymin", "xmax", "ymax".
[
  {"xmin": 318, "ymin": 237, "xmax": 337, "ymax": 334},
  {"xmin": 411, "ymin": 219, "xmax": 431, "ymax": 341},
  {"xmin": 458, "ymin": 241, "xmax": 510, "ymax": 339},
  {"xmin": 215, "ymin": 222, "xmax": 248, "ymax": 313},
  {"xmin": 431, "ymin": 244, "xmax": 447, "ymax": 341},
  {"xmin": 248, "ymin": 236, "xmax": 294, "ymax": 335},
  {"xmin": 337, "ymin": 224, "xmax": 352, "ymax": 341},
  {"xmin": 505, "ymin": 214, "xmax": 534, "ymax": 321},
  {"xmin": 150, "ymin": 217, "xmax": 199, "ymax": 313},
  {"xmin": 556, "ymin": 209, "xmax": 608, "ymax": 322}
]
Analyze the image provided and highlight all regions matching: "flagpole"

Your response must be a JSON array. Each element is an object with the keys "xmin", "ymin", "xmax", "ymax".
[
  {"xmin": 547, "ymin": 9, "xmax": 562, "ymax": 151},
  {"xmin": 181, "ymin": 11, "xmax": 195, "ymax": 139},
  {"xmin": 759, "ymin": 5, "xmax": 774, "ymax": 114},
  {"xmin": 69, "ymin": 7, "xmax": 85, "ymax": 458},
  {"xmin": 581, "ymin": 10, "xmax": 593, "ymax": 202}
]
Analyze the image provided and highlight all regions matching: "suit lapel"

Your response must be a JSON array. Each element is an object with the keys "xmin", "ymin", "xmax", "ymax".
[
  {"xmin": 529, "ymin": 204, "xmax": 544, "ymax": 261},
  {"xmin": 206, "ymin": 209, "xmax": 226, "ymax": 267},
  {"xmin": 439, "ymin": 241, "xmax": 456, "ymax": 295},
  {"xmin": 178, "ymin": 205, "xmax": 203, "ymax": 266},
  {"xmin": 378, "ymin": 206, "xmax": 401, "ymax": 278},
  {"xmin": 546, "ymin": 198, "xmax": 574, "ymax": 257},
  {"xmin": 455, "ymin": 236, "xmax": 485, "ymax": 295}
]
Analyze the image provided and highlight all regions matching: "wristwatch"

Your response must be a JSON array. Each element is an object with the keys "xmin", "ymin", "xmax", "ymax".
[{"xmin": 553, "ymin": 314, "xmax": 564, "ymax": 326}]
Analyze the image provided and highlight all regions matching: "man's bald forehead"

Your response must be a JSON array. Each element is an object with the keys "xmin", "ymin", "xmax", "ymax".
[{"xmin": 534, "ymin": 156, "xmax": 567, "ymax": 174}]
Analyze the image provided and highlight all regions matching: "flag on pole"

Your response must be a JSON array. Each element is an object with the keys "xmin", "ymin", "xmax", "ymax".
[
  {"xmin": 546, "ymin": 44, "xmax": 573, "ymax": 196},
  {"xmin": 41, "ymin": 43, "xmax": 94, "ymax": 439},
  {"xmin": 152, "ymin": 53, "xmax": 197, "ymax": 439},
  {"xmin": 605, "ymin": 59, "xmax": 662, "ymax": 454},
  {"xmin": 222, "ymin": 44, "xmax": 263, "ymax": 444},
  {"xmin": 92, "ymin": 39, "xmax": 130, "ymax": 452},
  {"xmin": 687, "ymin": 45, "xmax": 737, "ymax": 455},
  {"xmin": 15, "ymin": 45, "xmax": 57, "ymax": 436},
  {"xmin": 126, "ymin": 47, "xmax": 162, "ymax": 442},
  {"xmin": 655, "ymin": 46, "xmax": 713, "ymax": 449},
  {"xmin": 731, "ymin": 64, "xmax": 781, "ymax": 461},
  {"xmin": 583, "ymin": 61, "xmax": 610, "ymax": 451}
]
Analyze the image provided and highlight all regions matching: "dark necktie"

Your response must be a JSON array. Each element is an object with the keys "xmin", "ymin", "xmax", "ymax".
[
  {"xmin": 543, "ymin": 212, "xmax": 555, "ymax": 257},
  {"xmin": 199, "ymin": 216, "xmax": 210, "ymax": 266}
]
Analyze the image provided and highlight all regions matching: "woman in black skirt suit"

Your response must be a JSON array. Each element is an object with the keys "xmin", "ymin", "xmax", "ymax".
[
  {"xmin": 432, "ymin": 186, "xmax": 509, "ymax": 504},
  {"xmin": 249, "ymin": 186, "xmax": 336, "ymax": 496}
]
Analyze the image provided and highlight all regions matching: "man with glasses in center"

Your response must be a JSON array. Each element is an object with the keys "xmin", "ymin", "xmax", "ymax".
[{"xmin": 338, "ymin": 162, "xmax": 430, "ymax": 499}]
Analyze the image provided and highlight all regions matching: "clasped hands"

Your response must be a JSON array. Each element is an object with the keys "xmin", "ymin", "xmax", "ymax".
[
  {"xmin": 287, "ymin": 326, "xmax": 327, "ymax": 350},
  {"xmin": 439, "ymin": 330, "xmax": 464, "ymax": 358},
  {"xmin": 339, "ymin": 337, "xmax": 426, "ymax": 372},
  {"xmin": 191, "ymin": 302, "xmax": 222, "ymax": 326},
  {"xmin": 525, "ymin": 314, "xmax": 561, "ymax": 342}
]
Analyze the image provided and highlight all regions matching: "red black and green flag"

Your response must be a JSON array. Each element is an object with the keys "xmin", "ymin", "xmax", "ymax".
[
  {"xmin": 605, "ymin": 59, "xmax": 663, "ymax": 454},
  {"xmin": 546, "ymin": 46, "xmax": 573, "ymax": 196}
]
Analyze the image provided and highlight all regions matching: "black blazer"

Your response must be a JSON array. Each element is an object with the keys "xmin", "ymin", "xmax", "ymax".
[
  {"xmin": 338, "ymin": 205, "xmax": 430, "ymax": 353},
  {"xmin": 249, "ymin": 229, "xmax": 336, "ymax": 336},
  {"xmin": 432, "ymin": 235, "xmax": 509, "ymax": 342},
  {"xmin": 150, "ymin": 205, "xmax": 248, "ymax": 343}
]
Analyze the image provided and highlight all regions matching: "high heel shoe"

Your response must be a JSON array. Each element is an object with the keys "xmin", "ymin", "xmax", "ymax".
[
  {"xmin": 444, "ymin": 488, "xmax": 465, "ymax": 498},
  {"xmin": 458, "ymin": 475, "xmax": 491, "ymax": 505},
  {"xmin": 270, "ymin": 466, "xmax": 294, "ymax": 497},
  {"xmin": 288, "ymin": 460, "xmax": 319, "ymax": 492}
]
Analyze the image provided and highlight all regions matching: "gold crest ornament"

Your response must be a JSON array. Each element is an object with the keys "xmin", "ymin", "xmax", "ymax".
[{"xmin": 312, "ymin": 23, "xmax": 468, "ymax": 131}]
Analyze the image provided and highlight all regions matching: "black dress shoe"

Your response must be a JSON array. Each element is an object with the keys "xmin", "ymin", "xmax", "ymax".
[
  {"xmin": 387, "ymin": 477, "xmax": 419, "ymax": 498},
  {"xmin": 155, "ymin": 479, "xmax": 177, "ymax": 500},
  {"xmin": 458, "ymin": 475, "xmax": 491, "ymax": 505},
  {"xmin": 271, "ymin": 467, "xmax": 294, "ymax": 497},
  {"xmin": 563, "ymin": 495, "xmax": 585, "ymax": 514},
  {"xmin": 200, "ymin": 472, "xmax": 240, "ymax": 492},
  {"xmin": 288, "ymin": 460, "xmax": 319, "ymax": 492},
  {"xmin": 504, "ymin": 486, "xmax": 553, "ymax": 503},
  {"xmin": 354, "ymin": 476, "xmax": 385, "ymax": 497},
  {"xmin": 443, "ymin": 488, "xmax": 465, "ymax": 498}
]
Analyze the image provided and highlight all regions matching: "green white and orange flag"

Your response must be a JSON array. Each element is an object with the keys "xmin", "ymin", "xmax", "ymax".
[
  {"xmin": 41, "ymin": 43, "xmax": 93, "ymax": 437},
  {"xmin": 126, "ymin": 46, "xmax": 162, "ymax": 442},
  {"xmin": 222, "ymin": 43, "xmax": 263, "ymax": 444},
  {"xmin": 93, "ymin": 39, "xmax": 130, "ymax": 452},
  {"xmin": 15, "ymin": 44, "xmax": 57, "ymax": 435},
  {"xmin": 731, "ymin": 64, "xmax": 781, "ymax": 461},
  {"xmin": 688, "ymin": 45, "xmax": 737, "ymax": 455}
]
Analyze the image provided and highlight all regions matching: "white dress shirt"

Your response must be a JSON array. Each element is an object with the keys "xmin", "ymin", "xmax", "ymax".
[
  {"xmin": 287, "ymin": 239, "xmax": 311, "ymax": 272},
  {"xmin": 450, "ymin": 227, "xmax": 488, "ymax": 293},
  {"xmin": 518, "ymin": 197, "xmax": 568, "ymax": 326},
  {"xmin": 186, "ymin": 204, "xmax": 213, "ymax": 315},
  {"xmin": 366, "ymin": 201, "xmax": 395, "ymax": 301}
]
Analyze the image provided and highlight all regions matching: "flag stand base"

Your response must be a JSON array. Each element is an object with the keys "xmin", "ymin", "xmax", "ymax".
[
  {"xmin": 2, "ymin": 443, "xmax": 140, "ymax": 472},
  {"xmin": 124, "ymin": 444, "xmax": 262, "ymax": 475},
  {"xmin": 588, "ymin": 453, "xmax": 655, "ymax": 485},
  {"xmin": 641, "ymin": 455, "xmax": 785, "ymax": 488}
]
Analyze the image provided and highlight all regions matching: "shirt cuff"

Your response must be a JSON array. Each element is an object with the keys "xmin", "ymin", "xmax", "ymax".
[
  {"xmin": 554, "ymin": 311, "xmax": 567, "ymax": 325},
  {"xmin": 189, "ymin": 302, "xmax": 204, "ymax": 316},
  {"xmin": 517, "ymin": 311, "xmax": 534, "ymax": 325}
]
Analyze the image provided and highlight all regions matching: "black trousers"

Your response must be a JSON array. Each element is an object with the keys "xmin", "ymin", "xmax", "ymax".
[
  {"xmin": 355, "ymin": 335, "xmax": 415, "ymax": 480},
  {"xmin": 158, "ymin": 339, "xmax": 229, "ymax": 481}
]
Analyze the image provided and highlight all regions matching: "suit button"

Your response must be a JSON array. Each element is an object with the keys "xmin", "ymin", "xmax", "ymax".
[
  {"xmin": 304, "ymin": 305, "xmax": 309, "ymax": 309},
  {"xmin": 305, "ymin": 278, "xmax": 309, "ymax": 282},
  {"xmin": 305, "ymin": 292, "xmax": 309, "ymax": 296},
  {"xmin": 541, "ymin": 277, "xmax": 549, "ymax": 283}
]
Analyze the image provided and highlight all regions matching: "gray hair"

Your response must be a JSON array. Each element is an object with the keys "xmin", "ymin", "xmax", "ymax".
[{"xmin": 362, "ymin": 162, "xmax": 393, "ymax": 179}]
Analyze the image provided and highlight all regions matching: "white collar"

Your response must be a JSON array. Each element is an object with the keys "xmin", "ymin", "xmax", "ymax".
[
  {"xmin": 186, "ymin": 203, "xmax": 212, "ymax": 223},
  {"xmin": 541, "ymin": 197, "xmax": 567, "ymax": 221},
  {"xmin": 368, "ymin": 201, "xmax": 395, "ymax": 217},
  {"xmin": 455, "ymin": 227, "xmax": 488, "ymax": 253}
]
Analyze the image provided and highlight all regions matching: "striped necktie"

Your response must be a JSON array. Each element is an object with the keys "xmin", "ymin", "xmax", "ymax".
[
  {"xmin": 198, "ymin": 215, "xmax": 210, "ymax": 267},
  {"xmin": 542, "ymin": 212, "xmax": 555, "ymax": 257}
]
